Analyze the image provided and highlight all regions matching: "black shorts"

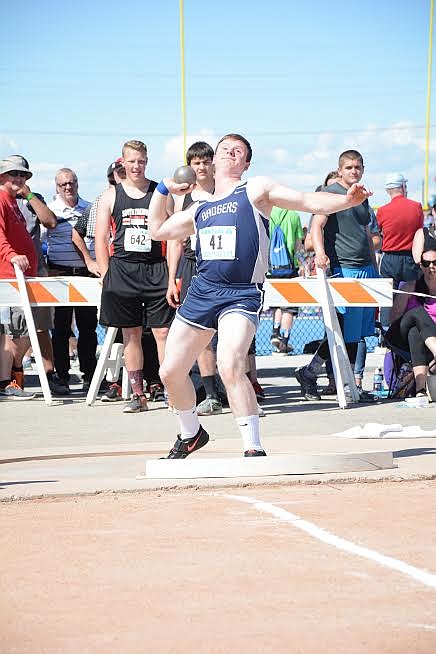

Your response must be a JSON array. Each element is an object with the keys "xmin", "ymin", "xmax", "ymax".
[
  {"xmin": 100, "ymin": 258, "xmax": 175, "ymax": 328},
  {"xmin": 179, "ymin": 256, "xmax": 196, "ymax": 302}
]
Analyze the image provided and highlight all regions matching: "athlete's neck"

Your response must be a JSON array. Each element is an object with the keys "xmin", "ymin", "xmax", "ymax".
[
  {"xmin": 213, "ymin": 175, "xmax": 241, "ymax": 198},
  {"xmin": 122, "ymin": 177, "xmax": 151, "ymax": 198}
]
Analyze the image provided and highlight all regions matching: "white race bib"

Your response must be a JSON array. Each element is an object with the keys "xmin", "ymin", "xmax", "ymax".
[
  {"xmin": 198, "ymin": 226, "xmax": 236, "ymax": 260},
  {"xmin": 124, "ymin": 227, "xmax": 151, "ymax": 252}
]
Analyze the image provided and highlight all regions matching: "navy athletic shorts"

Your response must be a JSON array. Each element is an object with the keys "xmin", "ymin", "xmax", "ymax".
[{"xmin": 176, "ymin": 275, "xmax": 263, "ymax": 331}]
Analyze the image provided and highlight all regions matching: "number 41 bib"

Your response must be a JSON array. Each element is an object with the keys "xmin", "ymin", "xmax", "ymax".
[{"xmin": 198, "ymin": 226, "xmax": 236, "ymax": 260}]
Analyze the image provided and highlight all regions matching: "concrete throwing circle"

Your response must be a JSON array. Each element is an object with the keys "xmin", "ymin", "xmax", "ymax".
[{"xmin": 143, "ymin": 450, "xmax": 394, "ymax": 479}]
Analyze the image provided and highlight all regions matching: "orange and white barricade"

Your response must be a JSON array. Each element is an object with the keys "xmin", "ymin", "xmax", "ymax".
[
  {"xmin": 265, "ymin": 274, "xmax": 393, "ymax": 408},
  {"xmin": 0, "ymin": 269, "xmax": 110, "ymax": 405},
  {"xmin": 263, "ymin": 277, "xmax": 393, "ymax": 308},
  {"xmin": 1, "ymin": 269, "xmax": 393, "ymax": 408}
]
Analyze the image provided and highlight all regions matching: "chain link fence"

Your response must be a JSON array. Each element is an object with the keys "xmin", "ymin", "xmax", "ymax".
[{"xmin": 256, "ymin": 307, "xmax": 378, "ymax": 356}]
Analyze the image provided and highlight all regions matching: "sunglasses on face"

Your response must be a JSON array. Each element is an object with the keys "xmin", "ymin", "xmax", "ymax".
[
  {"xmin": 57, "ymin": 181, "xmax": 77, "ymax": 188},
  {"xmin": 421, "ymin": 259, "xmax": 436, "ymax": 268},
  {"xmin": 7, "ymin": 170, "xmax": 27, "ymax": 178}
]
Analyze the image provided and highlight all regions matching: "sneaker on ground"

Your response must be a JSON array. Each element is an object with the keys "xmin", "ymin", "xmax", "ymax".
[
  {"xmin": 270, "ymin": 333, "xmax": 281, "ymax": 348},
  {"xmin": 82, "ymin": 378, "xmax": 110, "ymax": 393},
  {"xmin": 101, "ymin": 383, "xmax": 122, "ymax": 402},
  {"xmin": 148, "ymin": 382, "xmax": 166, "ymax": 402},
  {"xmin": 48, "ymin": 374, "xmax": 70, "ymax": 396},
  {"xmin": 123, "ymin": 393, "xmax": 148, "ymax": 413},
  {"xmin": 0, "ymin": 380, "xmax": 35, "ymax": 400},
  {"xmin": 197, "ymin": 395, "xmax": 223, "ymax": 416},
  {"xmin": 165, "ymin": 426, "xmax": 209, "ymax": 459},
  {"xmin": 294, "ymin": 366, "xmax": 321, "ymax": 401},
  {"xmin": 278, "ymin": 340, "xmax": 294, "ymax": 354},
  {"xmin": 321, "ymin": 381, "xmax": 337, "ymax": 396},
  {"xmin": 252, "ymin": 381, "xmax": 265, "ymax": 400},
  {"xmin": 244, "ymin": 449, "xmax": 267, "ymax": 457},
  {"xmin": 344, "ymin": 385, "xmax": 377, "ymax": 403}
]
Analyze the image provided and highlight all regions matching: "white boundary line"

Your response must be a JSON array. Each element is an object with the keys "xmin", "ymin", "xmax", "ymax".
[{"xmin": 225, "ymin": 493, "xmax": 436, "ymax": 591}]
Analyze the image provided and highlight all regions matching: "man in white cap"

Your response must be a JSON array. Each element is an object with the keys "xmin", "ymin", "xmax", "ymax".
[
  {"xmin": 0, "ymin": 156, "xmax": 38, "ymax": 399},
  {"xmin": 377, "ymin": 173, "xmax": 424, "ymax": 325}
]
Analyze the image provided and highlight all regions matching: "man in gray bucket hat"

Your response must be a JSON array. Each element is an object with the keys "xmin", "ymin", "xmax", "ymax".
[{"xmin": 0, "ymin": 155, "xmax": 38, "ymax": 399}]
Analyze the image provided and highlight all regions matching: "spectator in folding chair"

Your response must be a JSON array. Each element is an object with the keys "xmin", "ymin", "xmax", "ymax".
[
  {"xmin": 385, "ymin": 244, "xmax": 436, "ymax": 398},
  {"xmin": 412, "ymin": 202, "xmax": 436, "ymax": 264}
]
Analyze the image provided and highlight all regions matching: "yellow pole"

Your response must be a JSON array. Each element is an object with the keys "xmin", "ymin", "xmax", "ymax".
[
  {"xmin": 424, "ymin": 0, "xmax": 435, "ymax": 209},
  {"xmin": 179, "ymin": 0, "xmax": 187, "ymax": 162}
]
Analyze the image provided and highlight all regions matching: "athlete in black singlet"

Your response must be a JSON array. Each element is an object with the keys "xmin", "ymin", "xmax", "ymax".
[{"xmin": 96, "ymin": 139, "xmax": 174, "ymax": 414}]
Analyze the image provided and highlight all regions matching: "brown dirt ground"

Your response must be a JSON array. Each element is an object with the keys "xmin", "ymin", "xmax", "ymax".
[{"xmin": 1, "ymin": 480, "xmax": 436, "ymax": 654}]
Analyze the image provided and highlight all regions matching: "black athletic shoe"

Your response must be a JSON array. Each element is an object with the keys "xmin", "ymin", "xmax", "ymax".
[
  {"xmin": 166, "ymin": 426, "xmax": 209, "ymax": 459},
  {"xmin": 244, "ymin": 449, "xmax": 267, "ymax": 457},
  {"xmin": 270, "ymin": 332, "xmax": 281, "ymax": 348},
  {"xmin": 294, "ymin": 366, "xmax": 321, "ymax": 401},
  {"xmin": 148, "ymin": 382, "xmax": 165, "ymax": 402}
]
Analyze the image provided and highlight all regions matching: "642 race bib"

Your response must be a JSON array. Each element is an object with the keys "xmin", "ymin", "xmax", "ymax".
[{"xmin": 124, "ymin": 227, "xmax": 151, "ymax": 252}]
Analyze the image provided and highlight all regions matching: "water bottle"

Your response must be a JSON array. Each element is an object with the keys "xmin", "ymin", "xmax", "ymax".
[{"xmin": 373, "ymin": 367, "xmax": 384, "ymax": 397}]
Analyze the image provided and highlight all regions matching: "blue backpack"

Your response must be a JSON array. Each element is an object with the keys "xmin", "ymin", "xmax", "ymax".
[{"xmin": 269, "ymin": 222, "xmax": 294, "ymax": 277}]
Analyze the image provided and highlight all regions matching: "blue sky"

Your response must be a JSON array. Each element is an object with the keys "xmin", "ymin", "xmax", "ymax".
[{"xmin": 1, "ymin": 0, "xmax": 434, "ymax": 223}]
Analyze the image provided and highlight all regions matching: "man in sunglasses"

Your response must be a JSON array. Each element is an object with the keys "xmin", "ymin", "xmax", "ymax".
[
  {"xmin": 47, "ymin": 169, "xmax": 98, "ymax": 393},
  {"xmin": 0, "ymin": 157, "xmax": 38, "ymax": 398}
]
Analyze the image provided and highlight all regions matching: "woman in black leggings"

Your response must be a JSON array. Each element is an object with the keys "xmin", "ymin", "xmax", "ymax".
[{"xmin": 387, "ymin": 245, "xmax": 436, "ymax": 397}]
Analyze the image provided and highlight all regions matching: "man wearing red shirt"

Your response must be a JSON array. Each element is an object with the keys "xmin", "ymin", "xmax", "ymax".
[
  {"xmin": 377, "ymin": 173, "xmax": 424, "ymax": 326},
  {"xmin": 377, "ymin": 173, "xmax": 423, "ymax": 283},
  {"xmin": 0, "ymin": 157, "xmax": 38, "ymax": 399}
]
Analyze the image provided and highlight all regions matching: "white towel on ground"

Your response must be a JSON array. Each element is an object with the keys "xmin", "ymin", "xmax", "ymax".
[{"xmin": 335, "ymin": 423, "xmax": 436, "ymax": 439}]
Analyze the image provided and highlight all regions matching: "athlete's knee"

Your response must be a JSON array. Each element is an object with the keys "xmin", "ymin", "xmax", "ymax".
[
  {"xmin": 158, "ymin": 357, "xmax": 181, "ymax": 388},
  {"xmin": 217, "ymin": 353, "xmax": 244, "ymax": 385}
]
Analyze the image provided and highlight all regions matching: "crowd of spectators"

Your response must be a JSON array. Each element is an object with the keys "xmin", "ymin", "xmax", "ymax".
[{"xmin": 1, "ymin": 139, "xmax": 435, "ymax": 418}]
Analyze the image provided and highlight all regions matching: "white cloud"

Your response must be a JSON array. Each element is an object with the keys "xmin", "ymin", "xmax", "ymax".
[
  {"xmin": 271, "ymin": 148, "xmax": 289, "ymax": 164},
  {"xmin": 158, "ymin": 130, "xmax": 218, "ymax": 170},
  {"xmin": 0, "ymin": 134, "xmax": 18, "ymax": 154}
]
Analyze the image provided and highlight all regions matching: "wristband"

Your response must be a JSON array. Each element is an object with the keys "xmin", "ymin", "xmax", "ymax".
[
  {"xmin": 156, "ymin": 181, "xmax": 169, "ymax": 196},
  {"xmin": 26, "ymin": 192, "xmax": 35, "ymax": 202}
]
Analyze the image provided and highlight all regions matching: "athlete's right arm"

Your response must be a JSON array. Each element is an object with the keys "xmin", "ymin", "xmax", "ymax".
[
  {"xmin": 149, "ymin": 179, "xmax": 196, "ymax": 242},
  {"xmin": 95, "ymin": 186, "xmax": 115, "ymax": 279}
]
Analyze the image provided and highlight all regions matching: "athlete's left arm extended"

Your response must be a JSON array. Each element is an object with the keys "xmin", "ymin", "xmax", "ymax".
[{"xmin": 247, "ymin": 177, "xmax": 372, "ymax": 218}]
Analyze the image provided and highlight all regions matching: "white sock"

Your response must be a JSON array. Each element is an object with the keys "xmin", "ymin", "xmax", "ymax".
[
  {"xmin": 176, "ymin": 407, "xmax": 200, "ymax": 439},
  {"xmin": 236, "ymin": 415, "xmax": 263, "ymax": 451}
]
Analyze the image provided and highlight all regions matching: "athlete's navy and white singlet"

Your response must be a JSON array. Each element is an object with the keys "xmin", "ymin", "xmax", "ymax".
[
  {"xmin": 194, "ymin": 182, "xmax": 269, "ymax": 284},
  {"xmin": 177, "ymin": 182, "xmax": 269, "ymax": 330}
]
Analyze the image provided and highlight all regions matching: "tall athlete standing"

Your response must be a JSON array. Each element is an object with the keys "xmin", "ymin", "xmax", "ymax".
[
  {"xmin": 95, "ymin": 140, "xmax": 174, "ymax": 413},
  {"xmin": 149, "ymin": 133, "xmax": 372, "ymax": 458}
]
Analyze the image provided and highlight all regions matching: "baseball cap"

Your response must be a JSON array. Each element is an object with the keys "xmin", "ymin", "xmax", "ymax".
[
  {"xmin": 107, "ymin": 157, "xmax": 124, "ymax": 178},
  {"xmin": 0, "ymin": 155, "xmax": 33, "ymax": 180},
  {"xmin": 385, "ymin": 172, "xmax": 407, "ymax": 189}
]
